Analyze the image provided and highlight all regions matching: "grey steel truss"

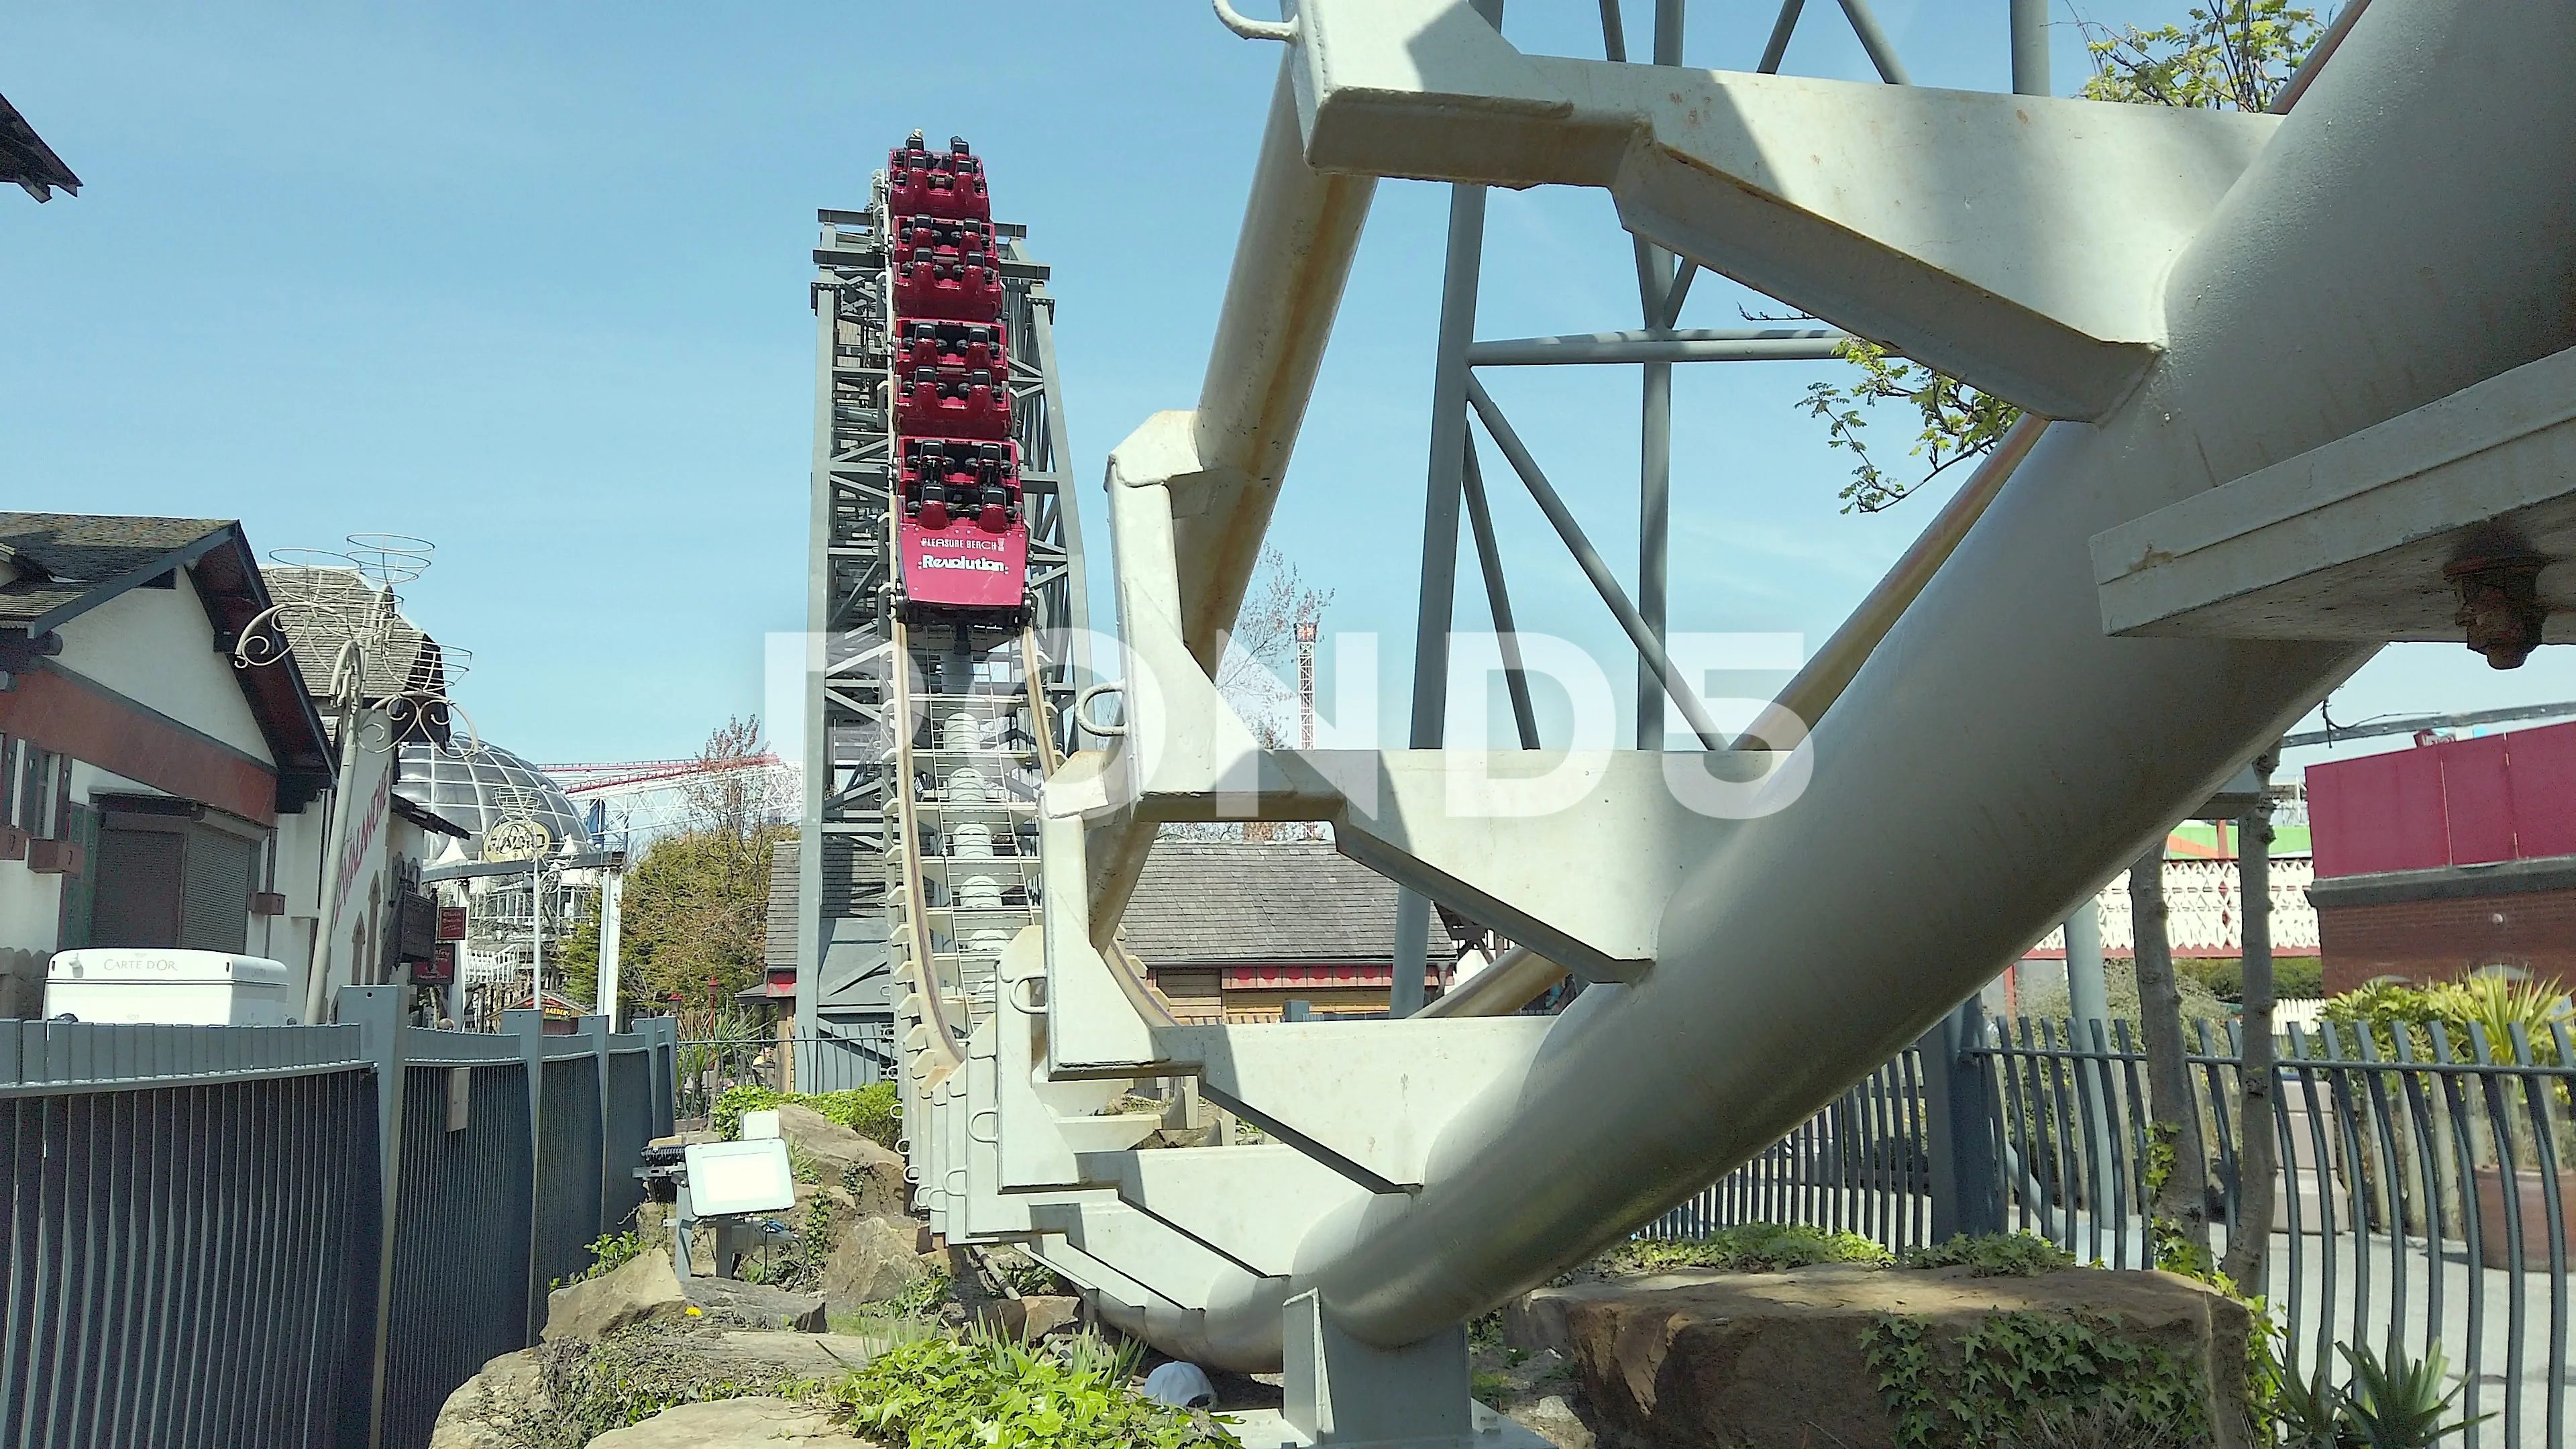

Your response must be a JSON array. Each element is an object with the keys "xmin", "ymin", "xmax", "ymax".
[{"xmin": 794, "ymin": 195, "xmax": 1091, "ymax": 1056}]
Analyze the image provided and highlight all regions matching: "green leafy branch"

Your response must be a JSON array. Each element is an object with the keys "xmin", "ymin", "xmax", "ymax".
[
  {"xmin": 1799, "ymin": 3, "xmax": 2324, "ymax": 511},
  {"xmin": 1799, "ymin": 339, "xmax": 2021, "ymax": 513},
  {"xmin": 2075, "ymin": 1, "xmax": 2325, "ymax": 112}
]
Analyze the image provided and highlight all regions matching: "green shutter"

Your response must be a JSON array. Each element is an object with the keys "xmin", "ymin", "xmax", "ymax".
[{"xmin": 56, "ymin": 804, "xmax": 100, "ymax": 951}]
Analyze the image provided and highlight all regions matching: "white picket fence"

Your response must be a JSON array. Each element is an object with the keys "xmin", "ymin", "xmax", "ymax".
[{"xmin": 2029, "ymin": 857, "xmax": 2319, "ymax": 956}]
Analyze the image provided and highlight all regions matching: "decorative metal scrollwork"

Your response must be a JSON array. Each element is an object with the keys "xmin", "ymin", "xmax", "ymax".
[{"xmin": 231, "ymin": 534, "xmax": 482, "ymax": 761}]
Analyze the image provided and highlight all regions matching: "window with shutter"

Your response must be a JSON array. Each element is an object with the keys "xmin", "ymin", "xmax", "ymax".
[
  {"xmin": 180, "ymin": 824, "xmax": 256, "ymax": 955},
  {"xmin": 91, "ymin": 828, "xmax": 184, "ymax": 947}
]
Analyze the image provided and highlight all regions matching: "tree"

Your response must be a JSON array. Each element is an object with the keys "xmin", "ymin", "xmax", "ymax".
[
  {"xmin": 561, "ymin": 718, "xmax": 793, "ymax": 1018},
  {"xmin": 2130, "ymin": 843, "xmax": 2213, "ymax": 1277},
  {"xmin": 1214, "ymin": 544, "xmax": 1334, "ymax": 749},
  {"xmin": 1161, "ymin": 547, "xmax": 1332, "ymax": 843},
  {"xmin": 1799, "ymin": 2, "xmax": 2326, "ymax": 512}
]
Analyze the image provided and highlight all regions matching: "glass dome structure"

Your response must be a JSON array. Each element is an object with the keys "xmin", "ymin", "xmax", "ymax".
[{"xmin": 396, "ymin": 743, "xmax": 591, "ymax": 855}]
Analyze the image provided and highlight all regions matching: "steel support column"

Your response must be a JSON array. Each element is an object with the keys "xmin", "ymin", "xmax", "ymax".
[
  {"xmin": 1393, "ymin": 176, "xmax": 1491, "ymax": 1021},
  {"xmin": 1633, "ymin": 0, "xmax": 1684, "ymax": 749}
]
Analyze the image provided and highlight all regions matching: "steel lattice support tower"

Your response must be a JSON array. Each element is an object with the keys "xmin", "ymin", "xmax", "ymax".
[{"xmin": 793, "ymin": 197, "xmax": 1089, "ymax": 1065}]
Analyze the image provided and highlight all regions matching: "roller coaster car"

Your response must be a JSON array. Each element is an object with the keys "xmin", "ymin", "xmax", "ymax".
[
  {"xmin": 885, "ymin": 138, "xmax": 990, "ymax": 221},
  {"xmin": 897, "ymin": 368, "xmax": 1012, "ymax": 439},
  {"xmin": 895, "ymin": 437, "xmax": 1030, "ymax": 622},
  {"xmin": 894, "ymin": 255, "xmax": 1004, "ymax": 323},
  {"xmin": 891, "ymin": 216, "xmax": 996, "ymax": 271},
  {"xmin": 896, "ymin": 319, "xmax": 1009, "ymax": 376}
]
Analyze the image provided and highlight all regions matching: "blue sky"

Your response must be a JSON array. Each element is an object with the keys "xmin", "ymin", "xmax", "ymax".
[{"xmin": 8, "ymin": 0, "xmax": 2566, "ymax": 781}]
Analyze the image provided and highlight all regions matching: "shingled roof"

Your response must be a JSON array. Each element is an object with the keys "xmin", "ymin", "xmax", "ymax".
[
  {"xmin": 0, "ymin": 91, "xmax": 80, "ymax": 203},
  {"xmin": 1121, "ymin": 841, "xmax": 1397, "ymax": 965},
  {"xmin": 0, "ymin": 513, "xmax": 335, "ymax": 809},
  {"xmin": 0, "ymin": 513, "xmax": 233, "ymax": 629},
  {"xmin": 262, "ymin": 565, "xmax": 451, "ymax": 705},
  {"xmin": 767, "ymin": 837, "xmax": 800, "ymax": 970}
]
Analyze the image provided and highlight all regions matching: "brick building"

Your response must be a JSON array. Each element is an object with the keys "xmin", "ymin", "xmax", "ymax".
[{"xmin": 2306, "ymin": 720, "xmax": 2576, "ymax": 993}]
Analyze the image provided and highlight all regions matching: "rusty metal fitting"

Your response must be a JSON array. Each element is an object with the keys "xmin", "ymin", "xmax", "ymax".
[{"xmin": 2443, "ymin": 553, "xmax": 2551, "ymax": 669}]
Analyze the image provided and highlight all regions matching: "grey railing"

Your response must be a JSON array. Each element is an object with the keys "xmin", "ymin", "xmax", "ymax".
[
  {"xmin": 1646, "ymin": 1047, "xmax": 1934, "ymax": 1252},
  {"xmin": 1644, "ymin": 1003, "xmax": 2574, "ymax": 1449},
  {"xmin": 0, "ymin": 995, "xmax": 681, "ymax": 1449}
]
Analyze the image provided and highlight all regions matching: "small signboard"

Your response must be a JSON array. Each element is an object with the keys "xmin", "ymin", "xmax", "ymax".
[
  {"xmin": 437, "ymin": 906, "xmax": 468, "ymax": 941},
  {"xmin": 482, "ymin": 819, "xmax": 553, "ymax": 863},
  {"xmin": 415, "ymin": 942, "xmax": 456, "ymax": 985}
]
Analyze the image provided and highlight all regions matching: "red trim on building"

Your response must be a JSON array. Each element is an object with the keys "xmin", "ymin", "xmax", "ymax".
[
  {"xmin": 1216, "ymin": 962, "xmax": 1440, "ymax": 989},
  {"xmin": 0, "ymin": 666, "xmax": 276, "ymax": 826}
]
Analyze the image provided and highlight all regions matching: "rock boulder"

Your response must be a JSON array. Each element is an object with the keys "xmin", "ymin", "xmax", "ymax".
[
  {"xmin": 685, "ymin": 1275, "xmax": 828, "ymax": 1332},
  {"xmin": 543, "ymin": 1248, "xmax": 690, "ymax": 1342},
  {"xmin": 774, "ymin": 1105, "xmax": 908, "ymax": 1218},
  {"xmin": 426, "ymin": 1348, "xmax": 541, "ymax": 1449},
  {"xmin": 822, "ymin": 1215, "xmax": 927, "ymax": 1310},
  {"xmin": 586, "ymin": 1396, "xmax": 859, "ymax": 1446},
  {"xmin": 1020, "ymin": 1294, "xmax": 1081, "ymax": 1340},
  {"xmin": 1524, "ymin": 1265, "xmax": 2251, "ymax": 1449}
]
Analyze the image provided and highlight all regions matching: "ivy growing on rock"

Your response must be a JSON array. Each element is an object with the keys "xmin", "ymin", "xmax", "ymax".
[{"xmin": 1862, "ymin": 1309, "xmax": 2210, "ymax": 1449}]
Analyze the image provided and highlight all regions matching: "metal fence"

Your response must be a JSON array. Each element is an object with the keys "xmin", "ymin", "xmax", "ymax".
[
  {"xmin": 1647, "ymin": 1048, "xmax": 1935, "ymax": 1252},
  {"xmin": 1644, "ymin": 1004, "xmax": 2574, "ymax": 1449},
  {"xmin": 1, "ymin": 1024, "xmax": 380, "ymax": 1449},
  {"xmin": 0, "ymin": 996, "xmax": 680, "ymax": 1449},
  {"xmin": 676, "ymin": 1023, "xmax": 896, "ymax": 1122}
]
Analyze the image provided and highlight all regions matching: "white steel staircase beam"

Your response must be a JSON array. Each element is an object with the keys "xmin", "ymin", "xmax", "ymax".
[{"xmin": 1277, "ymin": 0, "xmax": 2277, "ymax": 422}]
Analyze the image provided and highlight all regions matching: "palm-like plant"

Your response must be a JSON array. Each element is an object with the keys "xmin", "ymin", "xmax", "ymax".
[
  {"xmin": 2331, "ymin": 1343, "xmax": 2491, "ymax": 1448},
  {"xmin": 2267, "ymin": 1340, "xmax": 2491, "ymax": 1448}
]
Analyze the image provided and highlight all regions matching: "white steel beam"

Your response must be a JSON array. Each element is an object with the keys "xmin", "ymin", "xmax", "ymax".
[
  {"xmin": 1277, "ymin": 0, "xmax": 2278, "ymax": 419},
  {"xmin": 2092, "ymin": 343, "xmax": 2576, "ymax": 645}
]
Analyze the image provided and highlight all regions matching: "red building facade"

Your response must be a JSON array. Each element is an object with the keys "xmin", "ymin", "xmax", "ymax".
[{"xmin": 2306, "ymin": 720, "xmax": 2576, "ymax": 993}]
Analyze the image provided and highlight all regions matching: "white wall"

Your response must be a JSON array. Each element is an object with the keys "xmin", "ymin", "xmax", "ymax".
[
  {"xmin": 61, "ymin": 582, "xmax": 274, "ymax": 764},
  {"xmin": 0, "ymin": 850, "xmax": 62, "ymax": 959},
  {"xmin": 270, "ymin": 802, "xmax": 326, "ymax": 994}
]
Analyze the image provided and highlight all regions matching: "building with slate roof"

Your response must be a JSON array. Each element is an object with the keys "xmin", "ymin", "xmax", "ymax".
[
  {"xmin": 0, "ymin": 513, "xmax": 483, "ymax": 1022},
  {"xmin": 0, "ymin": 515, "xmax": 345, "ymax": 1013},
  {"xmin": 1116, "ymin": 841, "xmax": 1457, "ymax": 1022}
]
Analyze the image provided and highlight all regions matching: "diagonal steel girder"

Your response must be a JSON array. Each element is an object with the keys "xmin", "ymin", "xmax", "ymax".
[{"xmin": 1276, "ymin": 0, "xmax": 2277, "ymax": 421}]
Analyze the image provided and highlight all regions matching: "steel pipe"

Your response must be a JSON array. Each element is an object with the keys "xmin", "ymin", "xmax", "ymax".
[
  {"xmin": 1464, "ymin": 377, "xmax": 1727, "ymax": 750},
  {"xmin": 1083, "ymin": 56, "xmax": 1377, "ymax": 942},
  {"xmin": 1417, "ymin": 944, "xmax": 1565, "ymax": 1019},
  {"xmin": 1835, "ymin": 0, "xmax": 1911, "ymax": 85},
  {"xmin": 1466, "ymin": 329, "xmax": 1848, "ymax": 366},
  {"xmin": 1459, "ymin": 441, "xmax": 1540, "ymax": 750}
]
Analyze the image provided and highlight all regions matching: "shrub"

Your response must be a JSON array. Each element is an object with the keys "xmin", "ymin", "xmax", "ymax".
[
  {"xmin": 1896, "ymin": 1232, "xmax": 2076, "ymax": 1277},
  {"xmin": 551, "ymin": 1231, "xmax": 650, "ymax": 1289},
  {"xmin": 492, "ymin": 1326, "xmax": 820, "ymax": 1448},
  {"xmin": 1601, "ymin": 1222, "xmax": 1892, "ymax": 1277},
  {"xmin": 2320, "ymin": 977, "xmax": 2571, "ymax": 1065},
  {"xmin": 1863, "ymin": 1309, "xmax": 2210, "ymax": 1449},
  {"xmin": 823, "ymin": 1328, "xmax": 1239, "ymax": 1448},
  {"xmin": 2017, "ymin": 962, "xmax": 2231, "ymax": 1026},
  {"xmin": 713, "ymin": 1081, "xmax": 901, "ymax": 1147}
]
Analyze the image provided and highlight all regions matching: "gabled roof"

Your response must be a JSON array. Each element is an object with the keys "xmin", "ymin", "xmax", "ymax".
[
  {"xmin": 0, "ymin": 513, "xmax": 233, "ymax": 631},
  {"xmin": 0, "ymin": 91, "xmax": 79, "ymax": 203},
  {"xmin": 1122, "ymin": 841, "xmax": 1398, "ymax": 966},
  {"xmin": 0, "ymin": 513, "xmax": 335, "ymax": 810},
  {"xmin": 262, "ymin": 565, "xmax": 452, "ymax": 705}
]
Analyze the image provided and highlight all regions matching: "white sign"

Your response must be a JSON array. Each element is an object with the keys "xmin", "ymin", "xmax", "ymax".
[{"xmin": 482, "ymin": 818, "xmax": 553, "ymax": 863}]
